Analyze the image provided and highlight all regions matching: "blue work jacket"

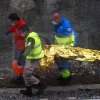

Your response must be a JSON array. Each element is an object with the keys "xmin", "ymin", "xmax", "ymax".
[{"xmin": 53, "ymin": 17, "xmax": 78, "ymax": 44}]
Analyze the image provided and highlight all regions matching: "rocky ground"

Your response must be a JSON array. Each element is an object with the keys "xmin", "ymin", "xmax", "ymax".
[
  {"xmin": 0, "ymin": 60, "xmax": 100, "ymax": 87},
  {"xmin": 0, "ymin": 89, "xmax": 100, "ymax": 100},
  {"xmin": 35, "ymin": 60, "xmax": 100, "ymax": 86},
  {"xmin": 0, "ymin": 61, "xmax": 100, "ymax": 99}
]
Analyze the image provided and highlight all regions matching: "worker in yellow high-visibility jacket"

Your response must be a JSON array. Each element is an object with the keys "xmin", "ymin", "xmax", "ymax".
[{"xmin": 18, "ymin": 24, "xmax": 47, "ymax": 96}]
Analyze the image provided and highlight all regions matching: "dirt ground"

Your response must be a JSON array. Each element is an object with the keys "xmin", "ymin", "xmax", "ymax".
[
  {"xmin": 0, "ymin": 68, "xmax": 100, "ymax": 88},
  {"xmin": 0, "ymin": 61, "xmax": 100, "ymax": 88}
]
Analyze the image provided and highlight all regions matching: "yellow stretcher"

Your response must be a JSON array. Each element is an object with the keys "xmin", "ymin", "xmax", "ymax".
[{"xmin": 38, "ymin": 44, "xmax": 100, "ymax": 72}]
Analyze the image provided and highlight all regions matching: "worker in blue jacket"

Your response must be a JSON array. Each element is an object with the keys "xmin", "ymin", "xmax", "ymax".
[{"xmin": 51, "ymin": 13, "xmax": 78, "ymax": 85}]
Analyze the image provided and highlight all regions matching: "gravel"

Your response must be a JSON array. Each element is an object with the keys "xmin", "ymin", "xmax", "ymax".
[{"xmin": 0, "ymin": 89, "xmax": 100, "ymax": 100}]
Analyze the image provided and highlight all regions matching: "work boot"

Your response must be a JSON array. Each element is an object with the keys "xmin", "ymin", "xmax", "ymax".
[
  {"xmin": 36, "ymin": 81, "xmax": 47, "ymax": 95},
  {"xmin": 59, "ymin": 75, "xmax": 72, "ymax": 86},
  {"xmin": 20, "ymin": 86, "xmax": 33, "ymax": 97},
  {"xmin": 57, "ymin": 75, "xmax": 63, "ymax": 81},
  {"xmin": 11, "ymin": 75, "xmax": 24, "ymax": 84}
]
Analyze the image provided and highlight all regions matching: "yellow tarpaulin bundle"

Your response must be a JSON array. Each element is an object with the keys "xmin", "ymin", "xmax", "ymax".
[{"xmin": 38, "ymin": 44, "xmax": 100, "ymax": 72}]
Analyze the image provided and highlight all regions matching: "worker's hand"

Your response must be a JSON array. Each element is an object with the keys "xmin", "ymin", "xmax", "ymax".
[
  {"xmin": 17, "ymin": 55, "xmax": 26, "ymax": 66},
  {"xmin": 42, "ymin": 46, "xmax": 45, "ymax": 50},
  {"xmin": 50, "ymin": 34, "xmax": 54, "ymax": 40},
  {"xmin": 5, "ymin": 30, "xmax": 9, "ymax": 35},
  {"xmin": 55, "ymin": 53, "xmax": 60, "ymax": 58}
]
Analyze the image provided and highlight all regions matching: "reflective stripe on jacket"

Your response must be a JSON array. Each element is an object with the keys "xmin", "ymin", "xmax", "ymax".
[
  {"xmin": 54, "ymin": 32, "xmax": 75, "ymax": 46},
  {"xmin": 60, "ymin": 69, "xmax": 70, "ymax": 78},
  {"xmin": 25, "ymin": 32, "xmax": 44, "ymax": 59}
]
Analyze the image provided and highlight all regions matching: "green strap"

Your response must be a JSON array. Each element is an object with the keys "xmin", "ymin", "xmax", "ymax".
[{"xmin": 60, "ymin": 69, "xmax": 70, "ymax": 78}]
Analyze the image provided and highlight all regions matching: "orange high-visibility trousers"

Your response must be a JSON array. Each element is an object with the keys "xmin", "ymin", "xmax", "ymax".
[{"xmin": 12, "ymin": 62, "xmax": 24, "ymax": 74}]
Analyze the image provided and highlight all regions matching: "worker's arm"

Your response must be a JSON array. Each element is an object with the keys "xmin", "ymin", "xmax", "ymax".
[
  {"xmin": 7, "ymin": 26, "xmax": 15, "ymax": 33},
  {"xmin": 22, "ymin": 37, "xmax": 35, "ymax": 57},
  {"xmin": 63, "ymin": 19, "xmax": 74, "ymax": 36},
  {"xmin": 6, "ymin": 26, "xmax": 15, "ymax": 35},
  {"xmin": 63, "ymin": 26, "xmax": 74, "ymax": 36}
]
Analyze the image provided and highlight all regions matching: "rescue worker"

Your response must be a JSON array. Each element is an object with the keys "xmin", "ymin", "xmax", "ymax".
[
  {"xmin": 51, "ymin": 13, "xmax": 78, "ymax": 85},
  {"xmin": 6, "ymin": 13, "xmax": 26, "ymax": 84},
  {"xmin": 18, "ymin": 24, "xmax": 47, "ymax": 96}
]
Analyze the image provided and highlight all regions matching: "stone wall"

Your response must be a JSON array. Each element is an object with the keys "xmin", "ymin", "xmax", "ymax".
[
  {"xmin": 0, "ymin": 0, "xmax": 100, "ymax": 81},
  {"xmin": 8, "ymin": 0, "xmax": 100, "ymax": 49}
]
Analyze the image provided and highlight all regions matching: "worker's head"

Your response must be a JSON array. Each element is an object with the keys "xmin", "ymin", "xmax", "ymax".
[
  {"xmin": 8, "ymin": 13, "xmax": 20, "ymax": 26},
  {"xmin": 52, "ymin": 13, "xmax": 61, "ymax": 25},
  {"xmin": 18, "ymin": 24, "xmax": 29, "ymax": 37}
]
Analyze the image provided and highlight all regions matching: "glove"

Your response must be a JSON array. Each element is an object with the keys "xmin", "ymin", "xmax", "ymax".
[
  {"xmin": 17, "ymin": 55, "xmax": 26, "ymax": 66},
  {"xmin": 5, "ymin": 30, "xmax": 9, "ymax": 35},
  {"xmin": 50, "ymin": 34, "xmax": 54, "ymax": 40}
]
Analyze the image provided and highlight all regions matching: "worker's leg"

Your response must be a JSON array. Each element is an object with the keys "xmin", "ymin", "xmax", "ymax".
[
  {"xmin": 23, "ymin": 60, "xmax": 39, "ymax": 86},
  {"xmin": 11, "ymin": 47, "xmax": 25, "ymax": 84},
  {"xmin": 55, "ymin": 57, "xmax": 72, "ymax": 84},
  {"xmin": 20, "ymin": 59, "xmax": 47, "ymax": 96}
]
